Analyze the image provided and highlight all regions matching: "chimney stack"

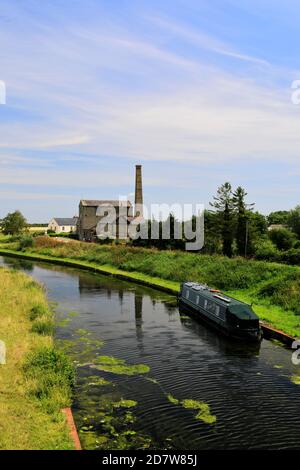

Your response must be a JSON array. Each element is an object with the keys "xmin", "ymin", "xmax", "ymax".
[{"xmin": 135, "ymin": 165, "xmax": 143, "ymax": 218}]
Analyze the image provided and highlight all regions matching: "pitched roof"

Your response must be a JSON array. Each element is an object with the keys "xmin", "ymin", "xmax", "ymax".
[
  {"xmin": 52, "ymin": 217, "xmax": 78, "ymax": 226},
  {"xmin": 80, "ymin": 200, "xmax": 131, "ymax": 207}
]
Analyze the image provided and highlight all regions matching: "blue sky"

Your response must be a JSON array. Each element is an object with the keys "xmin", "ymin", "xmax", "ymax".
[{"xmin": 0, "ymin": 0, "xmax": 300, "ymax": 222}]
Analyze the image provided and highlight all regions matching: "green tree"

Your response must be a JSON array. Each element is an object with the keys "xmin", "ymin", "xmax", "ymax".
[
  {"xmin": 269, "ymin": 227, "xmax": 296, "ymax": 250},
  {"xmin": 246, "ymin": 211, "xmax": 267, "ymax": 255},
  {"xmin": 267, "ymin": 210, "xmax": 290, "ymax": 226},
  {"xmin": 210, "ymin": 182, "xmax": 234, "ymax": 257},
  {"xmin": 288, "ymin": 206, "xmax": 300, "ymax": 238},
  {"xmin": 202, "ymin": 210, "xmax": 222, "ymax": 254},
  {"xmin": 0, "ymin": 210, "xmax": 27, "ymax": 235},
  {"xmin": 232, "ymin": 186, "xmax": 254, "ymax": 256}
]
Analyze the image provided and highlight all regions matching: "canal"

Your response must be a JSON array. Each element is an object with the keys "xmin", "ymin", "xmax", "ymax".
[{"xmin": 1, "ymin": 255, "xmax": 300, "ymax": 450}]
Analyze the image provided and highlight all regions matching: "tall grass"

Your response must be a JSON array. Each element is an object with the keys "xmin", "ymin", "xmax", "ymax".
[{"xmin": 0, "ymin": 267, "xmax": 75, "ymax": 450}]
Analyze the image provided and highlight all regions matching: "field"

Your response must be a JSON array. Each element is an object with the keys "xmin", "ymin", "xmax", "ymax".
[
  {"xmin": 0, "ymin": 266, "xmax": 75, "ymax": 450},
  {"xmin": 1, "ymin": 234, "xmax": 300, "ymax": 337}
]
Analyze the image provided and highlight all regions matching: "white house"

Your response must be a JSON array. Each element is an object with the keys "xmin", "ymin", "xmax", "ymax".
[{"xmin": 47, "ymin": 217, "xmax": 78, "ymax": 234}]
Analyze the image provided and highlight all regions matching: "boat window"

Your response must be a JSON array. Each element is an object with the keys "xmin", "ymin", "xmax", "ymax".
[
  {"xmin": 185, "ymin": 289, "xmax": 190, "ymax": 299},
  {"xmin": 204, "ymin": 299, "xmax": 207, "ymax": 309},
  {"xmin": 216, "ymin": 305, "xmax": 220, "ymax": 316},
  {"xmin": 196, "ymin": 295, "xmax": 199, "ymax": 305}
]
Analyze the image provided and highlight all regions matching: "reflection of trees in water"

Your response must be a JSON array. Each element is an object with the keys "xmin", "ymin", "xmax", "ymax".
[
  {"xmin": 151, "ymin": 298, "xmax": 178, "ymax": 317},
  {"xmin": 178, "ymin": 304, "xmax": 261, "ymax": 358},
  {"xmin": 2, "ymin": 257, "xmax": 34, "ymax": 272},
  {"xmin": 134, "ymin": 293, "xmax": 143, "ymax": 343}
]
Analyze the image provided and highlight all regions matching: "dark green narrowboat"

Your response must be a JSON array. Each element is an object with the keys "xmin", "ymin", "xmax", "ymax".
[{"xmin": 178, "ymin": 282, "xmax": 262, "ymax": 342}]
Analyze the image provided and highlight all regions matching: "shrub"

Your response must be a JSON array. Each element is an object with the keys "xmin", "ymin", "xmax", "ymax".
[
  {"xmin": 278, "ymin": 248, "xmax": 300, "ymax": 265},
  {"xmin": 254, "ymin": 238, "xmax": 279, "ymax": 261},
  {"xmin": 35, "ymin": 236, "xmax": 62, "ymax": 248},
  {"xmin": 18, "ymin": 236, "xmax": 34, "ymax": 250},
  {"xmin": 269, "ymin": 228, "xmax": 296, "ymax": 250}
]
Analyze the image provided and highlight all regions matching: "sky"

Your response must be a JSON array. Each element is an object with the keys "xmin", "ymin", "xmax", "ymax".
[{"xmin": 0, "ymin": 0, "xmax": 300, "ymax": 222}]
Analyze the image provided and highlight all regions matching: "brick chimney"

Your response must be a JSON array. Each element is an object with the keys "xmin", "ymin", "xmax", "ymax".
[{"xmin": 135, "ymin": 165, "xmax": 143, "ymax": 218}]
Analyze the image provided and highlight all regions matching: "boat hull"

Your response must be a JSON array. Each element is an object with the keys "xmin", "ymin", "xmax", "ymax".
[{"xmin": 178, "ymin": 298, "xmax": 262, "ymax": 343}]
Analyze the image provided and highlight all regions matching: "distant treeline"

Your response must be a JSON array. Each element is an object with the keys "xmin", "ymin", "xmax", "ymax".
[
  {"xmin": 1, "ymin": 182, "xmax": 300, "ymax": 263},
  {"xmin": 131, "ymin": 182, "xmax": 300, "ymax": 263}
]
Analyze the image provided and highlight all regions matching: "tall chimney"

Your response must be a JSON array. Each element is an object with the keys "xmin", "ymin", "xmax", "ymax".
[{"xmin": 135, "ymin": 164, "xmax": 143, "ymax": 218}]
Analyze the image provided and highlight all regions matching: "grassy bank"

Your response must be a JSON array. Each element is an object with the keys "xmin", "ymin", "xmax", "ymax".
[
  {"xmin": 0, "ymin": 266, "xmax": 75, "ymax": 450},
  {"xmin": 1, "ymin": 235, "xmax": 300, "ymax": 337}
]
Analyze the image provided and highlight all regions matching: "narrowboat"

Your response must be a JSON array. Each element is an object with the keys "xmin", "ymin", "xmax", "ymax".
[{"xmin": 178, "ymin": 282, "xmax": 262, "ymax": 342}]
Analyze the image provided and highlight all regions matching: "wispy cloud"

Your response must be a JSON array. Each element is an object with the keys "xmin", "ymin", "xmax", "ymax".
[{"xmin": 148, "ymin": 16, "xmax": 270, "ymax": 66}]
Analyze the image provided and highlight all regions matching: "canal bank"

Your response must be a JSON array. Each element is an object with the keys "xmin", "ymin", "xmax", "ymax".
[
  {"xmin": 0, "ymin": 265, "xmax": 76, "ymax": 450},
  {"xmin": 0, "ymin": 248, "xmax": 297, "ymax": 346}
]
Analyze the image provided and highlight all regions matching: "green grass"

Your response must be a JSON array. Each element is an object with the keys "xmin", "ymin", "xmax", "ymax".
[
  {"xmin": 1, "ymin": 234, "xmax": 300, "ymax": 337},
  {"xmin": 0, "ymin": 266, "xmax": 75, "ymax": 450}
]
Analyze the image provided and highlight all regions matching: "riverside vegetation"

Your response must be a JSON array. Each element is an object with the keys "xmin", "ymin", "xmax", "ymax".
[
  {"xmin": 0, "ymin": 266, "xmax": 75, "ymax": 450},
  {"xmin": 1, "ymin": 234, "xmax": 300, "ymax": 337}
]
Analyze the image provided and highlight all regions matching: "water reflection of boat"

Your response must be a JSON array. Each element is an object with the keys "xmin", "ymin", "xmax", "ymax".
[{"xmin": 179, "ymin": 303, "xmax": 261, "ymax": 356}]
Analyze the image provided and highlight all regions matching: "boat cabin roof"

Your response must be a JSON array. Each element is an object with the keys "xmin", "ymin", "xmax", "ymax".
[{"xmin": 182, "ymin": 282, "xmax": 258, "ymax": 321}]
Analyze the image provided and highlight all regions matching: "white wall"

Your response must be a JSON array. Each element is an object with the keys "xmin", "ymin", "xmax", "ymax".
[{"xmin": 47, "ymin": 219, "xmax": 76, "ymax": 233}]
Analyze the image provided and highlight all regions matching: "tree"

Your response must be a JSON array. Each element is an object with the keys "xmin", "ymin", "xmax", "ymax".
[
  {"xmin": 269, "ymin": 227, "xmax": 296, "ymax": 250},
  {"xmin": 0, "ymin": 210, "xmax": 27, "ymax": 235},
  {"xmin": 288, "ymin": 206, "xmax": 300, "ymax": 238},
  {"xmin": 267, "ymin": 210, "xmax": 290, "ymax": 226},
  {"xmin": 210, "ymin": 182, "xmax": 235, "ymax": 257},
  {"xmin": 202, "ymin": 210, "xmax": 222, "ymax": 254},
  {"xmin": 246, "ymin": 211, "xmax": 267, "ymax": 255},
  {"xmin": 232, "ymin": 186, "xmax": 254, "ymax": 256}
]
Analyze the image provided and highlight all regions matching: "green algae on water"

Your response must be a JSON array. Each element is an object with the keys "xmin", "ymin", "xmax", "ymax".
[
  {"xmin": 67, "ymin": 311, "xmax": 79, "ymax": 318},
  {"xmin": 91, "ymin": 355, "xmax": 150, "ymax": 375},
  {"xmin": 167, "ymin": 394, "xmax": 180, "ymax": 405},
  {"xmin": 290, "ymin": 375, "xmax": 300, "ymax": 385},
  {"xmin": 57, "ymin": 318, "xmax": 71, "ymax": 327},
  {"xmin": 75, "ymin": 328, "xmax": 91, "ymax": 336},
  {"xmin": 112, "ymin": 399, "xmax": 137, "ymax": 409},
  {"xmin": 181, "ymin": 399, "xmax": 216, "ymax": 424},
  {"xmin": 88, "ymin": 376, "xmax": 111, "ymax": 386},
  {"xmin": 145, "ymin": 377, "xmax": 159, "ymax": 384}
]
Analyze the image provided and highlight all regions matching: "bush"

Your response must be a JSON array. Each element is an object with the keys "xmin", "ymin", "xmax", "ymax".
[
  {"xmin": 254, "ymin": 238, "xmax": 279, "ymax": 261},
  {"xmin": 35, "ymin": 236, "xmax": 62, "ymax": 248},
  {"xmin": 18, "ymin": 236, "xmax": 34, "ymax": 250},
  {"xmin": 269, "ymin": 228, "xmax": 296, "ymax": 250},
  {"xmin": 278, "ymin": 248, "xmax": 300, "ymax": 265}
]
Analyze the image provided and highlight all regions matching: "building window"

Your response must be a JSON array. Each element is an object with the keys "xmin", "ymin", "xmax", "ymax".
[{"xmin": 62, "ymin": 227, "xmax": 65, "ymax": 231}]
